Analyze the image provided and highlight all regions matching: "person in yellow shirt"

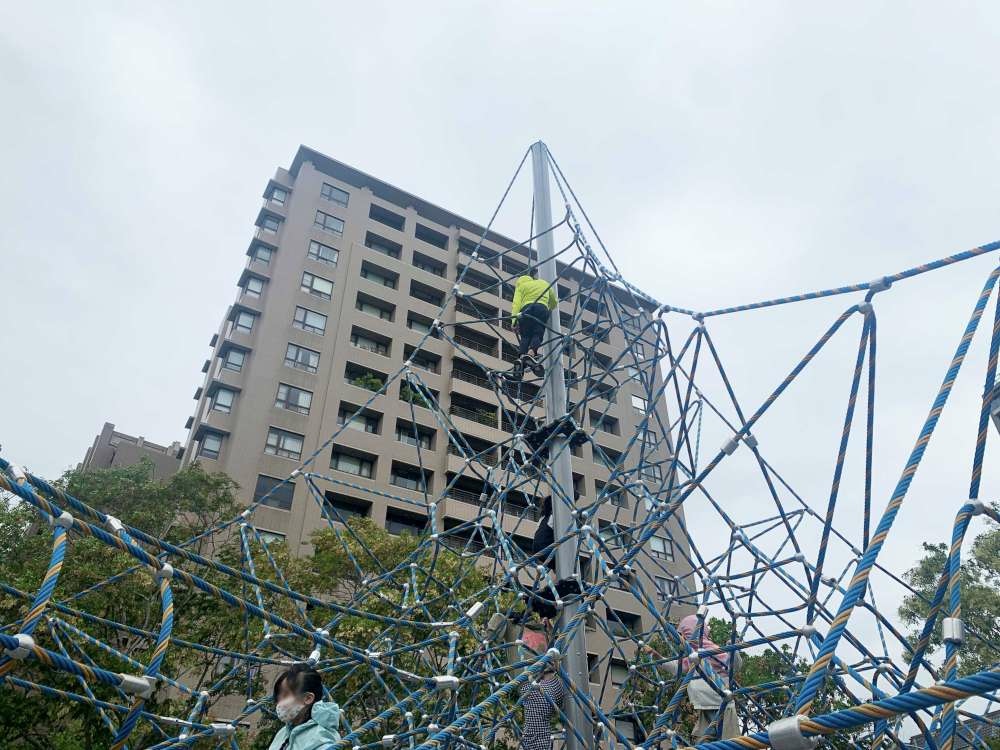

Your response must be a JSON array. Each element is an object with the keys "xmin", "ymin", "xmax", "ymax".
[{"xmin": 511, "ymin": 268, "xmax": 557, "ymax": 379}]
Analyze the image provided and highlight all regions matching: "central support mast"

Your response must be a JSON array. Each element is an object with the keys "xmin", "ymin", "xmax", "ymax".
[{"xmin": 530, "ymin": 140, "xmax": 594, "ymax": 750}]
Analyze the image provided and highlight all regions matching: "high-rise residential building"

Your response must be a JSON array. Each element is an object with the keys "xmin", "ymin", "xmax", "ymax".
[
  {"xmin": 182, "ymin": 146, "xmax": 690, "ymax": 704},
  {"xmin": 81, "ymin": 422, "xmax": 182, "ymax": 479}
]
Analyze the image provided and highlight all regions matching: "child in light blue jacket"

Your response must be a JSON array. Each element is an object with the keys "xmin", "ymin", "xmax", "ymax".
[{"xmin": 267, "ymin": 665, "xmax": 342, "ymax": 750}]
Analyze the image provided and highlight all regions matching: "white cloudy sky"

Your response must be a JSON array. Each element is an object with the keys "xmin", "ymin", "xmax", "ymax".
[{"xmin": 3, "ymin": 2, "xmax": 1000, "ymax": 671}]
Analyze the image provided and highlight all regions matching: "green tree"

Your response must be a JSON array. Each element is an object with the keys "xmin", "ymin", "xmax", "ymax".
[
  {"xmin": 899, "ymin": 509, "xmax": 1000, "ymax": 676},
  {"xmin": 0, "ymin": 460, "xmax": 247, "ymax": 749}
]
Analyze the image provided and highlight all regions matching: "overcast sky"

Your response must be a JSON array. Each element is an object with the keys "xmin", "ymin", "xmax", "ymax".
[{"xmin": 3, "ymin": 2, "xmax": 1000, "ymax": 670}]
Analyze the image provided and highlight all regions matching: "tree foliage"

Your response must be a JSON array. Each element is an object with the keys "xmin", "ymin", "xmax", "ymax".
[{"xmin": 899, "ymin": 508, "xmax": 1000, "ymax": 677}]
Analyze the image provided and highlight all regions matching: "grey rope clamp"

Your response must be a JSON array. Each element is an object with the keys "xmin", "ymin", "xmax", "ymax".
[
  {"xmin": 942, "ymin": 617, "xmax": 965, "ymax": 645},
  {"xmin": 119, "ymin": 673, "xmax": 157, "ymax": 698},
  {"xmin": 382, "ymin": 734, "xmax": 397, "ymax": 748},
  {"xmin": 856, "ymin": 302, "xmax": 874, "ymax": 316},
  {"xmin": 969, "ymin": 500, "xmax": 988, "ymax": 516},
  {"xmin": 104, "ymin": 515, "xmax": 125, "ymax": 537},
  {"xmin": 53, "ymin": 511, "xmax": 74, "ymax": 529},
  {"xmin": 767, "ymin": 715, "xmax": 820, "ymax": 750},
  {"xmin": 721, "ymin": 436, "xmax": 739, "ymax": 455},
  {"xmin": 4, "ymin": 633, "xmax": 35, "ymax": 659},
  {"xmin": 8, "ymin": 464, "xmax": 27, "ymax": 484},
  {"xmin": 433, "ymin": 675, "xmax": 461, "ymax": 691},
  {"xmin": 868, "ymin": 276, "xmax": 893, "ymax": 294},
  {"xmin": 154, "ymin": 563, "xmax": 174, "ymax": 581},
  {"xmin": 210, "ymin": 723, "xmax": 236, "ymax": 736}
]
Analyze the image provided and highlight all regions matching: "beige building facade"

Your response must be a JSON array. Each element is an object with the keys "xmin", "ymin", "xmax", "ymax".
[{"xmin": 182, "ymin": 146, "xmax": 690, "ymax": 714}]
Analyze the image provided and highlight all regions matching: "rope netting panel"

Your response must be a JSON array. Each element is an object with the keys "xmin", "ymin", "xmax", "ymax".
[{"xmin": 2, "ymin": 144, "xmax": 1000, "ymax": 749}]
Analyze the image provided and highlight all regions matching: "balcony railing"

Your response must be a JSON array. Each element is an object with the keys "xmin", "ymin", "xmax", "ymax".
[
  {"xmin": 445, "ymin": 486, "xmax": 540, "ymax": 520},
  {"xmin": 447, "ymin": 443, "xmax": 499, "ymax": 466},
  {"xmin": 449, "ymin": 403, "xmax": 498, "ymax": 428},
  {"xmin": 453, "ymin": 334, "xmax": 497, "ymax": 357},
  {"xmin": 452, "ymin": 368, "xmax": 492, "ymax": 389}
]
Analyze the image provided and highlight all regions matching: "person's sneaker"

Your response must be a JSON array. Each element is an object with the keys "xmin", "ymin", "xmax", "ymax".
[
  {"xmin": 510, "ymin": 361, "xmax": 524, "ymax": 380},
  {"xmin": 523, "ymin": 354, "xmax": 545, "ymax": 378}
]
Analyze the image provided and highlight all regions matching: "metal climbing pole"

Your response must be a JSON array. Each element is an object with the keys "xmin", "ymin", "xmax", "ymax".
[{"xmin": 530, "ymin": 140, "xmax": 594, "ymax": 750}]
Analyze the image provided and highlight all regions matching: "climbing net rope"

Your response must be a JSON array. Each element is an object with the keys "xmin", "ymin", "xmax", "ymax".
[{"xmin": 2, "ymin": 144, "xmax": 1000, "ymax": 750}]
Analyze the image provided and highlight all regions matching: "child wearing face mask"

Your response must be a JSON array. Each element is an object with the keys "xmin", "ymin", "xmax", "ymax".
[{"xmin": 267, "ymin": 665, "xmax": 342, "ymax": 750}]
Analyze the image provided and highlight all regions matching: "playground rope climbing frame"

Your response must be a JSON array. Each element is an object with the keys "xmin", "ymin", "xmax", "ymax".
[{"xmin": 1, "ymin": 142, "xmax": 1000, "ymax": 749}]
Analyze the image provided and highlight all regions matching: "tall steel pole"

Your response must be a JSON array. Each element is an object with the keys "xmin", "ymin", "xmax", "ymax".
[{"xmin": 530, "ymin": 141, "xmax": 593, "ymax": 750}]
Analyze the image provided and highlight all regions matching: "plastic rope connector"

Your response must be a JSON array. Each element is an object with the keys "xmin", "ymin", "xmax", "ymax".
[
  {"xmin": 155, "ymin": 563, "xmax": 174, "ymax": 581},
  {"xmin": 210, "ymin": 723, "xmax": 236, "ymax": 736},
  {"xmin": 53, "ymin": 511, "xmax": 74, "ymax": 529},
  {"xmin": 4, "ymin": 633, "xmax": 35, "ymax": 659},
  {"xmin": 119, "ymin": 673, "xmax": 156, "ymax": 698},
  {"xmin": 433, "ymin": 675, "xmax": 460, "ymax": 691},
  {"xmin": 942, "ymin": 617, "xmax": 965, "ymax": 645},
  {"xmin": 721, "ymin": 437, "xmax": 739, "ymax": 455},
  {"xmin": 768, "ymin": 715, "xmax": 819, "ymax": 750},
  {"xmin": 105, "ymin": 516, "xmax": 125, "ymax": 536},
  {"xmin": 868, "ymin": 276, "xmax": 893, "ymax": 293}
]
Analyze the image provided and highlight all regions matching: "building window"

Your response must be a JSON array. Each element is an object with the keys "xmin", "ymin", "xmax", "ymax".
[
  {"xmin": 265, "ymin": 427, "xmax": 304, "ymax": 460},
  {"xmin": 391, "ymin": 465, "xmax": 429, "ymax": 492},
  {"xmin": 301, "ymin": 271, "xmax": 334, "ymax": 300},
  {"xmin": 324, "ymin": 494, "xmax": 369, "ymax": 521},
  {"xmin": 233, "ymin": 310, "xmax": 256, "ymax": 334},
  {"xmin": 385, "ymin": 511, "xmax": 424, "ymax": 536},
  {"xmin": 356, "ymin": 299, "xmax": 392, "ymax": 321},
  {"xmin": 211, "ymin": 387, "xmax": 236, "ymax": 414},
  {"xmin": 307, "ymin": 240, "xmax": 339, "ymax": 266},
  {"xmin": 251, "ymin": 244, "xmax": 274, "ymax": 265},
  {"xmin": 314, "ymin": 210, "xmax": 345, "ymax": 237},
  {"xmin": 641, "ymin": 429, "xmax": 659, "ymax": 447},
  {"xmin": 607, "ymin": 610, "xmax": 640, "ymax": 639},
  {"xmin": 275, "ymin": 383, "xmax": 313, "ymax": 415},
  {"xmin": 284, "ymin": 343, "xmax": 319, "ymax": 373},
  {"xmin": 253, "ymin": 475, "xmax": 294, "ymax": 511},
  {"xmin": 260, "ymin": 214, "xmax": 281, "ymax": 233},
  {"xmin": 360, "ymin": 263, "xmax": 397, "ymax": 289},
  {"xmin": 320, "ymin": 182, "xmax": 349, "ymax": 207},
  {"xmin": 631, "ymin": 394, "xmax": 647, "ymax": 413},
  {"xmin": 199, "ymin": 432, "xmax": 223, "ymax": 460},
  {"xmin": 351, "ymin": 331, "xmax": 388, "ymax": 356},
  {"xmin": 654, "ymin": 576, "xmax": 677, "ymax": 601},
  {"xmin": 408, "ymin": 316, "xmax": 432, "ymax": 335},
  {"xmin": 412, "ymin": 252, "xmax": 446, "ymax": 277},
  {"xmin": 415, "ymin": 223, "xmax": 448, "ymax": 249},
  {"xmin": 650, "ymin": 536, "xmax": 674, "ymax": 561},
  {"xmin": 365, "ymin": 231, "xmax": 402, "ymax": 259},
  {"xmin": 641, "ymin": 464, "xmax": 663, "ymax": 481},
  {"xmin": 396, "ymin": 425, "xmax": 432, "ymax": 449},
  {"xmin": 610, "ymin": 661, "xmax": 629, "ymax": 687},
  {"xmin": 221, "ymin": 348, "xmax": 246, "ymax": 372},
  {"xmin": 241, "ymin": 276, "xmax": 265, "ymax": 298},
  {"xmin": 338, "ymin": 407, "xmax": 379, "ymax": 434},
  {"xmin": 259, "ymin": 530, "xmax": 285, "ymax": 544},
  {"xmin": 369, "ymin": 204, "xmax": 405, "ymax": 231},
  {"xmin": 330, "ymin": 451, "xmax": 374, "ymax": 478},
  {"xmin": 269, "ymin": 186, "xmax": 288, "ymax": 205},
  {"xmin": 293, "ymin": 306, "xmax": 327, "ymax": 335}
]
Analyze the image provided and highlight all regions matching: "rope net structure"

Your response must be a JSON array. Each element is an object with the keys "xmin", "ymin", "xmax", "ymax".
[{"xmin": 2, "ymin": 143, "xmax": 1000, "ymax": 750}]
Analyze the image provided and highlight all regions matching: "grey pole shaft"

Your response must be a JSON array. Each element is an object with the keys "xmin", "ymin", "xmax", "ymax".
[{"xmin": 529, "ymin": 140, "xmax": 593, "ymax": 750}]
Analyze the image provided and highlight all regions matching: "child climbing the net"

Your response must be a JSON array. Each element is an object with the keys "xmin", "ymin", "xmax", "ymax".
[
  {"xmin": 511, "ymin": 267, "xmax": 558, "ymax": 380},
  {"xmin": 642, "ymin": 614, "xmax": 741, "ymax": 743},
  {"xmin": 517, "ymin": 621, "xmax": 566, "ymax": 750}
]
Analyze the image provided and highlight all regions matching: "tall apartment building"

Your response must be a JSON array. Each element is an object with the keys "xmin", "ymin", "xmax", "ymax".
[{"xmin": 182, "ymin": 146, "xmax": 690, "ymax": 713}]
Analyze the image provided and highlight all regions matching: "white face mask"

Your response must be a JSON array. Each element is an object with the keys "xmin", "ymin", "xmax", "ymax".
[{"xmin": 276, "ymin": 696, "xmax": 306, "ymax": 724}]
